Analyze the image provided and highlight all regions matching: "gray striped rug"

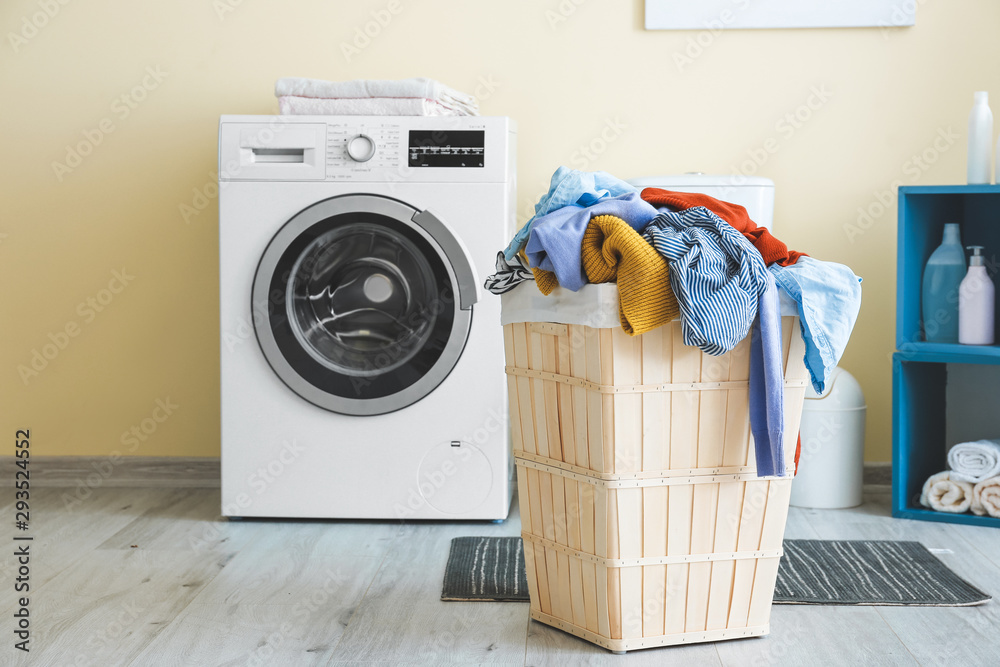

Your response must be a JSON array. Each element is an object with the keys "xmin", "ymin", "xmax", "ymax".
[
  {"xmin": 775, "ymin": 540, "xmax": 990, "ymax": 606},
  {"xmin": 441, "ymin": 537, "xmax": 528, "ymax": 601},
  {"xmin": 442, "ymin": 537, "xmax": 990, "ymax": 606}
]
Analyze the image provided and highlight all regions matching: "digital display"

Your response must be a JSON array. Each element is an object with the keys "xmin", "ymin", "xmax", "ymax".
[{"xmin": 408, "ymin": 130, "xmax": 485, "ymax": 168}]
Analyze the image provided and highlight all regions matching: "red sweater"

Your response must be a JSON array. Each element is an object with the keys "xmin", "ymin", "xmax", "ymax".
[{"xmin": 640, "ymin": 188, "xmax": 806, "ymax": 267}]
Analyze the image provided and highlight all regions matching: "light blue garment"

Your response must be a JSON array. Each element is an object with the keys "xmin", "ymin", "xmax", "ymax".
[
  {"xmin": 769, "ymin": 256, "xmax": 862, "ymax": 394},
  {"xmin": 523, "ymin": 192, "xmax": 659, "ymax": 291},
  {"xmin": 643, "ymin": 206, "xmax": 785, "ymax": 477},
  {"xmin": 503, "ymin": 166, "xmax": 637, "ymax": 260}
]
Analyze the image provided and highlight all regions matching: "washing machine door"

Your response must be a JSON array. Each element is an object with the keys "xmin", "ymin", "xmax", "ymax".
[{"xmin": 252, "ymin": 194, "xmax": 478, "ymax": 416}]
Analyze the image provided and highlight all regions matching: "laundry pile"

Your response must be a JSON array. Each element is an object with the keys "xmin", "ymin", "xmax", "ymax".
[
  {"xmin": 275, "ymin": 77, "xmax": 479, "ymax": 116},
  {"xmin": 921, "ymin": 440, "xmax": 1000, "ymax": 517},
  {"xmin": 487, "ymin": 166, "xmax": 863, "ymax": 478}
]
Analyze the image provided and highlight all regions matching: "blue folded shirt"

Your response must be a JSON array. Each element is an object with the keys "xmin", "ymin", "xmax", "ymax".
[{"xmin": 769, "ymin": 256, "xmax": 862, "ymax": 394}]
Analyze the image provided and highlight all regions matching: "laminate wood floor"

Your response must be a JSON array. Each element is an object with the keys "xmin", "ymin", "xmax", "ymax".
[{"xmin": 2, "ymin": 486, "xmax": 998, "ymax": 666}]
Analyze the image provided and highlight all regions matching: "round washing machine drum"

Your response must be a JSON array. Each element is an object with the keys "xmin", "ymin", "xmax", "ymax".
[{"xmin": 252, "ymin": 194, "xmax": 477, "ymax": 416}]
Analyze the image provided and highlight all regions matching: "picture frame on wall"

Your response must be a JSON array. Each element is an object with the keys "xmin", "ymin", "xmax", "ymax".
[{"xmin": 645, "ymin": 0, "xmax": 916, "ymax": 30}]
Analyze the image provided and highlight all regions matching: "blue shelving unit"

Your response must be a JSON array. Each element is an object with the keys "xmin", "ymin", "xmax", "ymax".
[{"xmin": 893, "ymin": 184, "xmax": 1000, "ymax": 527}]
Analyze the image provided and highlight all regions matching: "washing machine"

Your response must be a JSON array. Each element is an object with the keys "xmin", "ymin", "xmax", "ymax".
[{"xmin": 218, "ymin": 115, "xmax": 516, "ymax": 520}]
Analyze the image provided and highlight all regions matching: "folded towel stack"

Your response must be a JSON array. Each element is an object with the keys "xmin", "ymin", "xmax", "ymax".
[
  {"xmin": 919, "ymin": 440, "xmax": 1000, "ymax": 518},
  {"xmin": 972, "ymin": 477, "xmax": 1000, "ymax": 517},
  {"xmin": 275, "ymin": 77, "xmax": 479, "ymax": 116},
  {"xmin": 920, "ymin": 471, "xmax": 974, "ymax": 513},
  {"xmin": 947, "ymin": 439, "xmax": 1000, "ymax": 483}
]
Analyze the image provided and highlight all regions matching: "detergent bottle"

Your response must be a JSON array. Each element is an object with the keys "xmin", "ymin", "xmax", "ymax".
[
  {"xmin": 922, "ymin": 223, "xmax": 966, "ymax": 343},
  {"xmin": 959, "ymin": 245, "xmax": 995, "ymax": 345}
]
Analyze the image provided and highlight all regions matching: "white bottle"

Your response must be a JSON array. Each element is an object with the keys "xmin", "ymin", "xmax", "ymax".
[
  {"xmin": 996, "ymin": 132, "xmax": 1000, "ymax": 185},
  {"xmin": 969, "ymin": 91, "xmax": 993, "ymax": 184},
  {"xmin": 959, "ymin": 245, "xmax": 995, "ymax": 345}
]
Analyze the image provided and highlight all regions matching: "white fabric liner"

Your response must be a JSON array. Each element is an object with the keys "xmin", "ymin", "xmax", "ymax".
[{"xmin": 500, "ymin": 282, "xmax": 798, "ymax": 327}]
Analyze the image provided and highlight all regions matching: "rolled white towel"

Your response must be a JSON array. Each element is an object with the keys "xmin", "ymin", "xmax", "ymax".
[
  {"xmin": 947, "ymin": 439, "xmax": 1000, "ymax": 483},
  {"xmin": 920, "ymin": 471, "xmax": 974, "ymax": 513},
  {"xmin": 274, "ymin": 77, "xmax": 479, "ymax": 115},
  {"xmin": 972, "ymin": 477, "xmax": 1000, "ymax": 517},
  {"xmin": 278, "ymin": 96, "xmax": 462, "ymax": 116}
]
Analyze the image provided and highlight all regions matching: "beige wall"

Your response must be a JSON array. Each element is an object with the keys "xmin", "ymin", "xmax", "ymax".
[{"xmin": 2, "ymin": 0, "xmax": 997, "ymax": 459}]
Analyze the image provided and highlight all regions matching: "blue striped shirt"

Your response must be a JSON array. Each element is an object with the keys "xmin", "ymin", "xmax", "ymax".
[
  {"xmin": 642, "ymin": 206, "xmax": 785, "ymax": 477},
  {"xmin": 642, "ymin": 206, "xmax": 771, "ymax": 355}
]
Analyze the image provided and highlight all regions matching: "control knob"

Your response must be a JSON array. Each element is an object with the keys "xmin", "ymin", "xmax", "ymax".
[{"xmin": 346, "ymin": 134, "xmax": 376, "ymax": 162}]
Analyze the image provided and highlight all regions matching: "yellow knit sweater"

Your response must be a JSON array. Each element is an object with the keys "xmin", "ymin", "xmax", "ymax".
[{"xmin": 529, "ymin": 214, "xmax": 679, "ymax": 335}]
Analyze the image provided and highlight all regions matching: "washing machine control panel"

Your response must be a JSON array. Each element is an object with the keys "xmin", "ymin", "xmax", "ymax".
[
  {"xmin": 219, "ymin": 116, "xmax": 512, "ymax": 184},
  {"xmin": 328, "ymin": 123, "xmax": 401, "ymax": 170},
  {"xmin": 326, "ymin": 121, "xmax": 489, "ymax": 177}
]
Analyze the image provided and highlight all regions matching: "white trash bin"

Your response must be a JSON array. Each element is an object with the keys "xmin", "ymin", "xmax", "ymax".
[{"xmin": 789, "ymin": 367, "xmax": 867, "ymax": 509}]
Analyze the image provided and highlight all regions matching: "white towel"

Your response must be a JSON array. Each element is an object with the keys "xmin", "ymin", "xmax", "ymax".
[
  {"xmin": 972, "ymin": 477, "xmax": 1000, "ymax": 517},
  {"xmin": 920, "ymin": 471, "xmax": 974, "ymax": 513},
  {"xmin": 278, "ymin": 96, "xmax": 467, "ymax": 117},
  {"xmin": 947, "ymin": 439, "xmax": 1000, "ymax": 483},
  {"xmin": 274, "ymin": 77, "xmax": 478, "ymax": 116}
]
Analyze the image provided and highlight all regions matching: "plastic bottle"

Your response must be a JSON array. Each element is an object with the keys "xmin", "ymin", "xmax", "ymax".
[
  {"xmin": 996, "ymin": 133, "xmax": 1000, "ymax": 185},
  {"xmin": 968, "ymin": 91, "xmax": 993, "ymax": 184},
  {"xmin": 922, "ymin": 223, "xmax": 966, "ymax": 343},
  {"xmin": 959, "ymin": 246, "xmax": 995, "ymax": 345}
]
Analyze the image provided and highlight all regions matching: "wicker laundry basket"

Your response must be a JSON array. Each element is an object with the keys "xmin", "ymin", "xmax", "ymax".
[{"xmin": 503, "ymin": 316, "xmax": 809, "ymax": 652}]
